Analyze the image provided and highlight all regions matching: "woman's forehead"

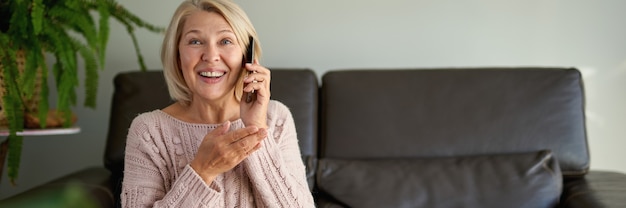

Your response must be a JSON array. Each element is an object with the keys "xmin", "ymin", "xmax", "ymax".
[{"xmin": 181, "ymin": 10, "xmax": 233, "ymax": 35}]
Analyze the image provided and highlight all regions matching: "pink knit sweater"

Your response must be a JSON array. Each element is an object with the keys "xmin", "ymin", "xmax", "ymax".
[{"xmin": 121, "ymin": 101, "xmax": 315, "ymax": 207}]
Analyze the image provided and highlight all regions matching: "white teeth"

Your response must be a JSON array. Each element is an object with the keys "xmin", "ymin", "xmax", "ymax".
[{"xmin": 200, "ymin": 71, "xmax": 224, "ymax": 78}]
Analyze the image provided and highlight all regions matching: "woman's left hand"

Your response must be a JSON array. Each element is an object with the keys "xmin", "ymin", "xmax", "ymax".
[{"xmin": 240, "ymin": 60, "xmax": 270, "ymax": 129}]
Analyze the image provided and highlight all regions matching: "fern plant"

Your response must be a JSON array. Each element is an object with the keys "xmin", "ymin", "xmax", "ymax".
[{"xmin": 0, "ymin": 0, "xmax": 163, "ymax": 185}]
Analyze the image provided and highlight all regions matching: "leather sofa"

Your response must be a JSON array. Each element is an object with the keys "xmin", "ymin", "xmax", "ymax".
[{"xmin": 1, "ymin": 67, "xmax": 625, "ymax": 207}]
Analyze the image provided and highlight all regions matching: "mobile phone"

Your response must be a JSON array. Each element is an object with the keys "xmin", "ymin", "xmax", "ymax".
[
  {"xmin": 245, "ymin": 36, "xmax": 254, "ymax": 64},
  {"xmin": 244, "ymin": 36, "xmax": 255, "ymax": 103}
]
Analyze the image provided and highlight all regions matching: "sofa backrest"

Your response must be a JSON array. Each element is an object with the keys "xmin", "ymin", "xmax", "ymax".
[
  {"xmin": 104, "ymin": 69, "xmax": 319, "ymax": 205},
  {"xmin": 105, "ymin": 70, "xmax": 172, "ymax": 180},
  {"xmin": 319, "ymin": 68, "xmax": 589, "ymax": 176}
]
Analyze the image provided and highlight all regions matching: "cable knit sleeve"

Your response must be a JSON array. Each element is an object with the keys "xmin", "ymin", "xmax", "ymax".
[
  {"xmin": 121, "ymin": 112, "xmax": 225, "ymax": 208},
  {"xmin": 243, "ymin": 101, "xmax": 316, "ymax": 208}
]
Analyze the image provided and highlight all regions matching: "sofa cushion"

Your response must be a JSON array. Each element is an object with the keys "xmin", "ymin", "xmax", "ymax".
[{"xmin": 316, "ymin": 150, "xmax": 562, "ymax": 208}]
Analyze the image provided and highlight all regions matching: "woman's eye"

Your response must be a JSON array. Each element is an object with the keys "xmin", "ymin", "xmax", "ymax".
[
  {"xmin": 189, "ymin": 39, "xmax": 201, "ymax": 45},
  {"xmin": 220, "ymin": 39, "xmax": 233, "ymax": 45}
]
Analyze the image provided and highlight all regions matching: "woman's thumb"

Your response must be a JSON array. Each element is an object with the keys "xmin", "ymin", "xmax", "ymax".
[{"xmin": 212, "ymin": 120, "xmax": 231, "ymax": 135}]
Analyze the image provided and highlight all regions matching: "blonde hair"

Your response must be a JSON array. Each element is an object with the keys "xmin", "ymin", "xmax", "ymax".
[{"xmin": 161, "ymin": 0, "xmax": 261, "ymax": 105}]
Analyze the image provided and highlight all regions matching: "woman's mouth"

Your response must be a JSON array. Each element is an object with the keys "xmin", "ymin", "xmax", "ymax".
[{"xmin": 199, "ymin": 71, "xmax": 225, "ymax": 78}]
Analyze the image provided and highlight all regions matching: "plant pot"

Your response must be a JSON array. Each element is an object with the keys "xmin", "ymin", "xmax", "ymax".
[{"xmin": 0, "ymin": 50, "xmax": 75, "ymax": 130}]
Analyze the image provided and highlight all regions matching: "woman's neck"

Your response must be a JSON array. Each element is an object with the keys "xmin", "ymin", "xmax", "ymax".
[{"xmin": 164, "ymin": 98, "xmax": 240, "ymax": 124}]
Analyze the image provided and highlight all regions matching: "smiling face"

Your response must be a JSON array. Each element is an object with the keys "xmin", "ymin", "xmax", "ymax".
[{"xmin": 178, "ymin": 10, "xmax": 243, "ymax": 104}]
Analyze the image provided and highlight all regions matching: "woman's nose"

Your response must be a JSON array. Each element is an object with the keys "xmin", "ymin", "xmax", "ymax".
[{"xmin": 201, "ymin": 44, "xmax": 219, "ymax": 62}]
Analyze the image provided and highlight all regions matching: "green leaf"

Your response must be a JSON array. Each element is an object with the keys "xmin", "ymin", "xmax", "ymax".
[
  {"xmin": 35, "ymin": 39, "xmax": 49, "ymax": 128},
  {"xmin": 42, "ymin": 23, "xmax": 78, "ymax": 120},
  {"xmin": 50, "ymin": 24, "xmax": 78, "ymax": 82},
  {"xmin": 1, "ymin": 45, "xmax": 25, "ymax": 184},
  {"xmin": 20, "ymin": 43, "xmax": 43, "ymax": 101},
  {"xmin": 128, "ymin": 27, "xmax": 147, "ymax": 71},
  {"xmin": 63, "ymin": 0, "xmax": 82, "ymax": 11},
  {"xmin": 0, "ymin": 44, "xmax": 23, "ymax": 134},
  {"xmin": 30, "ymin": 0, "xmax": 44, "ymax": 35},
  {"xmin": 97, "ymin": 0, "xmax": 110, "ymax": 69},
  {"xmin": 108, "ymin": 2, "xmax": 165, "ymax": 71},
  {"xmin": 69, "ymin": 37, "xmax": 98, "ymax": 108},
  {"xmin": 47, "ymin": 3, "xmax": 99, "ymax": 56},
  {"xmin": 7, "ymin": 134, "xmax": 23, "ymax": 185},
  {"xmin": 8, "ymin": 0, "xmax": 30, "ymax": 39},
  {"xmin": 115, "ymin": 17, "xmax": 147, "ymax": 71},
  {"xmin": 109, "ymin": 1, "xmax": 164, "ymax": 33}
]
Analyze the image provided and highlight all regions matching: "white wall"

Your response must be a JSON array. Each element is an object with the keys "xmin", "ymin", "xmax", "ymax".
[{"xmin": 2, "ymin": 0, "xmax": 625, "ymax": 199}]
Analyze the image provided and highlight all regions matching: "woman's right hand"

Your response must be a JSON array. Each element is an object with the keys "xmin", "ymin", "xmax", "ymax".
[{"xmin": 190, "ymin": 121, "xmax": 267, "ymax": 184}]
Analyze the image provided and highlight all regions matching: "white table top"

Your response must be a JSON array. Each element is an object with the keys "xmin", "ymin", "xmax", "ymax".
[{"xmin": 0, "ymin": 127, "xmax": 81, "ymax": 136}]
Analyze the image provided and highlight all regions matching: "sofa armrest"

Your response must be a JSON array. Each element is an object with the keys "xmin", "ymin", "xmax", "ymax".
[
  {"xmin": 0, "ymin": 167, "xmax": 113, "ymax": 208},
  {"xmin": 560, "ymin": 170, "xmax": 626, "ymax": 208}
]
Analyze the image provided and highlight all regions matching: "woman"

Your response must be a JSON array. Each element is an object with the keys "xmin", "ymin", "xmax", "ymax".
[{"xmin": 121, "ymin": 0, "xmax": 315, "ymax": 207}]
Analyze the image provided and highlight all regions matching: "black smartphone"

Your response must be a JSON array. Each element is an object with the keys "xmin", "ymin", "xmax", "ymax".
[
  {"xmin": 245, "ymin": 36, "xmax": 254, "ymax": 64},
  {"xmin": 244, "ymin": 36, "xmax": 255, "ymax": 103}
]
